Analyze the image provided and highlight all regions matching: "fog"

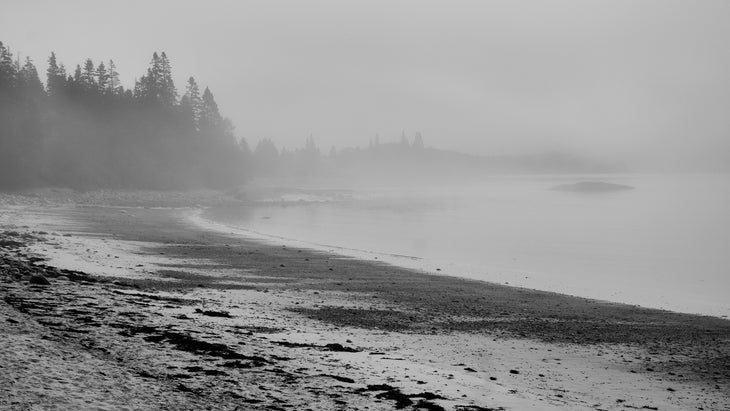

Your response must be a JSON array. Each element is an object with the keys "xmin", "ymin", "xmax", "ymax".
[{"xmin": 3, "ymin": 0, "xmax": 730, "ymax": 172}]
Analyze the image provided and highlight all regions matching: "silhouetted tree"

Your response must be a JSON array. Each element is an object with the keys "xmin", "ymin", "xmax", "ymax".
[
  {"xmin": 46, "ymin": 52, "xmax": 66, "ymax": 98},
  {"xmin": 18, "ymin": 58, "xmax": 44, "ymax": 98},
  {"xmin": 200, "ymin": 86, "xmax": 221, "ymax": 132},
  {"xmin": 81, "ymin": 59, "xmax": 97, "ymax": 92},
  {"xmin": 107, "ymin": 60, "xmax": 120, "ymax": 94},
  {"xmin": 0, "ymin": 41, "xmax": 16, "ymax": 90},
  {"xmin": 158, "ymin": 52, "xmax": 177, "ymax": 106},
  {"xmin": 96, "ymin": 61, "xmax": 109, "ymax": 94},
  {"xmin": 400, "ymin": 131, "xmax": 409, "ymax": 147},
  {"xmin": 412, "ymin": 131, "xmax": 424, "ymax": 150},
  {"xmin": 184, "ymin": 76, "xmax": 202, "ymax": 129}
]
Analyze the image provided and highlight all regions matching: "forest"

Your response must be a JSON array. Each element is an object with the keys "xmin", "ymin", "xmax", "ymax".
[{"xmin": 0, "ymin": 41, "xmax": 246, "ymax": 189}]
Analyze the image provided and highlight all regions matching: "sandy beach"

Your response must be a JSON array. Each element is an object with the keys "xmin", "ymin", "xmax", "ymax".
[{"xmin": 1, "ymin": 192, "xmax": 729, "ymax": 410}]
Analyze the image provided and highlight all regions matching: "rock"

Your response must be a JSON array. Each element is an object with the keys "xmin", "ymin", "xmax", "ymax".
[
  {"xmin": 324, "ymin": 343, "xmax": 361, "ymax": 352},
  {"xmin": 57, "ymin": 275, "xmax": 70, "ymax": 281},
  {"xmin": 195, "ymin": 308, "xmax": 233, "ymax": 318},
  {"xmin": 29, "ymin": 274, "xmax": 51, "ymax": 285},
  {"xmin": 509, "ymin": 369, "xmax": 519, "ymax": 374},
  {"xmin": 322, "ymin": 374, "xmax": 356, "ymax": 384}
]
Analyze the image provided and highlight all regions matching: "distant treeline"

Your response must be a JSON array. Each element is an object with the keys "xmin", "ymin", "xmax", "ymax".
[
  {"xmin": 251, "ymin": 131, "xmax": 623, "ymax": 184},
  {"xmin": 0, "ymin": 41, "xmax": 620, "ymax": 190},
  {"xmin": 0, "ymin": 41, "xmax": 244, "ymax": 189}
]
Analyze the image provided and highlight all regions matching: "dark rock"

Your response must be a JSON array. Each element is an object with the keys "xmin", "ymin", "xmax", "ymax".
[
  {"xmin": 194, "ymin": 308, "xmax": 233, "ymax": 318},
  {"xmin": 509, "ymin": 369, "xmax": 519, "ymax": 374},
  {"xmin": 29, "ymin": 274, "xmax": 50, "ymax": 285},
  {"xmin": 414, "ymin": 400, "xmax": 446, "ymax": 411},
  {"xmin": 410, "ymin": 392, "xmax": 447, "ymax": 400},
  {"xmin": 321, "ymin": 374, "xmax": 355, "ymax": 384},
  {"xmin": 374, "ymin": 389, "xmax": 413, "ymax": 409},
  {"xmin": 324, "ymin": 343, "xmax": 360, "ymax": 352}
]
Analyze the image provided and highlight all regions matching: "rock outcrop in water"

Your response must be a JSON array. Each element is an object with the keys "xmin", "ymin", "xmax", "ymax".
[{"xmin": 551, "ymin": 181, "xmax": 634, "ymax": 193}]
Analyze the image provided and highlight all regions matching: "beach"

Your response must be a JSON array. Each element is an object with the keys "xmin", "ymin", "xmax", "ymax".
[{"xmin": 1, "ymin": 192, "xmax": 729, "ymax": 410}]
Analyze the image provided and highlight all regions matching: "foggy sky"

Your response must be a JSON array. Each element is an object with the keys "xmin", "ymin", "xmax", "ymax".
[{"xmin": 3, "ymin": 0, "xmax": 730, "ymax": 170}]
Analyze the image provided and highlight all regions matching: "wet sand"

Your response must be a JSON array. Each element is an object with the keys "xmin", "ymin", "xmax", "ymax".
[{"xmin": 1, "ymin": 199, "xmax": 729, "ymax": 410}]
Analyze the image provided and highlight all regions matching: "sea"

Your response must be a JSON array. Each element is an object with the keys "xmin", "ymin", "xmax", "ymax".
[{"xmin": 200, "ymin": 173, "xmax": 730, "ymax": 318}]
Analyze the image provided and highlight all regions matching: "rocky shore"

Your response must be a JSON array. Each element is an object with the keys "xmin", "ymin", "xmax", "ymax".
[{"xmin": 1, "ymin": 199, "xmax": 729, "ymax": 410}]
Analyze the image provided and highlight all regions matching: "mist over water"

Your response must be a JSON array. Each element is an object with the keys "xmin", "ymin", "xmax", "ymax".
[{"xmin": 206, "ymin": 173, "xmax": 730, "ymax": 317}]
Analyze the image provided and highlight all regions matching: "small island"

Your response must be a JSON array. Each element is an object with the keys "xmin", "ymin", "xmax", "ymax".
[{"xmin": 551, "ymin": 181, "xmax": 635, "ymax": 192}]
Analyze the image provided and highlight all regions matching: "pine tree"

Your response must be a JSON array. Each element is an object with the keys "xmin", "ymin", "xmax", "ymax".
[
  {"xmin": 18, "ymin": 57, "xmax": 44, "ymax": 97},
  {"xmin": 159, "ymin": 52, "xmax": 177, "ymax": 106},
  {"xmin": 107, "ymin": 60, "xmax": 120, "ymax": 93},
  {"xmin": 400, "ymin": 131, "xmax": 409, "ymax": 147},
  {"xmin": 150, "ymin": 52, "xmax": 163, "ymax": 102},
  {"xmin": 96, "ymin": 61, "xmax": 109, "ymax": 94},
  {"xmin": 178, "ymin": 94, "xmax": 196, "ymax": 130},
  {"xmin": 81, "ymin": 59, "xmax": 97, "ymax": 89},
  {"xmin": 46, "ymin": 52, "xmax": 67, "ymax": 97},
  {"xmin": 73, "ymin": 64, "xmax": 82, "ymax": 82},
  {"xmin": 0, "ymin": 41, "xmax": 17, "ymax": 90},
  {"xmin": 185, "ymin": 77, "xmax": 202, "ymax": 129},
  {"xmin": 412, "ymin": 131, "xmax": 424, "ymax": 150},
  {"xmin": 200, "ymin": 86, "xmax": 221, "ymax": 131}
]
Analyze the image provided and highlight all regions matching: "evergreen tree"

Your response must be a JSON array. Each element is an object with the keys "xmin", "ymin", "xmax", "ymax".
[
  {"xmin": 0, "ymin": 41, "xmax": 17, "ymax": 90},
  {"xmin": 158, "ymin": 52, "xmax": 177, "ymax": 106},
  {"xmin": 400, "ymin": 131, "xmax": 409, "ymax": 147},
  {"xmin": 200, "ymin": 86, "xmax": 221, "ymax": 131},
  {"xmin": 107, "ymin": 60, "xmax": 120, "ymax": 93},
  {"xmin": 412, "ymin": 131, "xmax": 424, "ymax": 150},
  {"xmin": 96, "ymin": 61, "xmax": 109, "ymax": 93},
  {"xmin": 73, "ymin": 64, "xmax": 82, "ymax": 82},
  {"xmin": 81, "ymin": 58, "xmax": 97, "ymax": 90},
  {"xmin": 18, "ymin": 57, "xmax": 44, "ymax": 98},
  {"xmin": 134, "ymin": 52, "xmax": 177, "ymax": 106},
  {"xmin": 184, "ymin": 76, "xmax": 202, "ymax": 128},
  {"xmin": 178, "ymin": 94, "xmax": 196, "ymax": 131},
  {"xmin": 46, "ymin": 52, "xmax": 67, "ymax": 97}
]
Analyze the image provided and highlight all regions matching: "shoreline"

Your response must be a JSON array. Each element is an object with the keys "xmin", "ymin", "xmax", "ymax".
[
  {"xmin": 194, "ymin": 205, "xmax": 729, "ymax": 319},
  {"xmin": 2, "ymin": 200, "xmax": 729, "ymax": 410}
]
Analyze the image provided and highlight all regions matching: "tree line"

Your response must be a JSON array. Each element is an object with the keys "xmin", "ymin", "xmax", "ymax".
[
  {"xmin": 0, "ymin": 41, "xmax": 244, "ymax": 189},
  {"xmin": 0, "ymin": 40, "xmax": 448, "ymax": 189}
]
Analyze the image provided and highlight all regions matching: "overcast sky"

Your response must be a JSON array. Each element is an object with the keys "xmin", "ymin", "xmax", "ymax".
[{"xmin": 3, "ymin": 0, "xmax": 729, "ymax": 169}]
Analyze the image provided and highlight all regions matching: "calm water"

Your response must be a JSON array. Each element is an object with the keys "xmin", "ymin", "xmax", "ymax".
[{"xmin": 203, "ymin": 174, "xmax": 730, "ymax": 317}]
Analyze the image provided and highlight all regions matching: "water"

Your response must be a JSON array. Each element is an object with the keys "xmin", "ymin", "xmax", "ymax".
[{"xmin": 202, "ymin": 174, "xmax": 730, "ymax": 317}]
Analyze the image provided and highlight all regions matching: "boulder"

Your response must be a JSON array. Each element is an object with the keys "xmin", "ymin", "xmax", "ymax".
[{"xmin": 29, "ymin": 274, "xmax": 51, "ymax": 285}]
